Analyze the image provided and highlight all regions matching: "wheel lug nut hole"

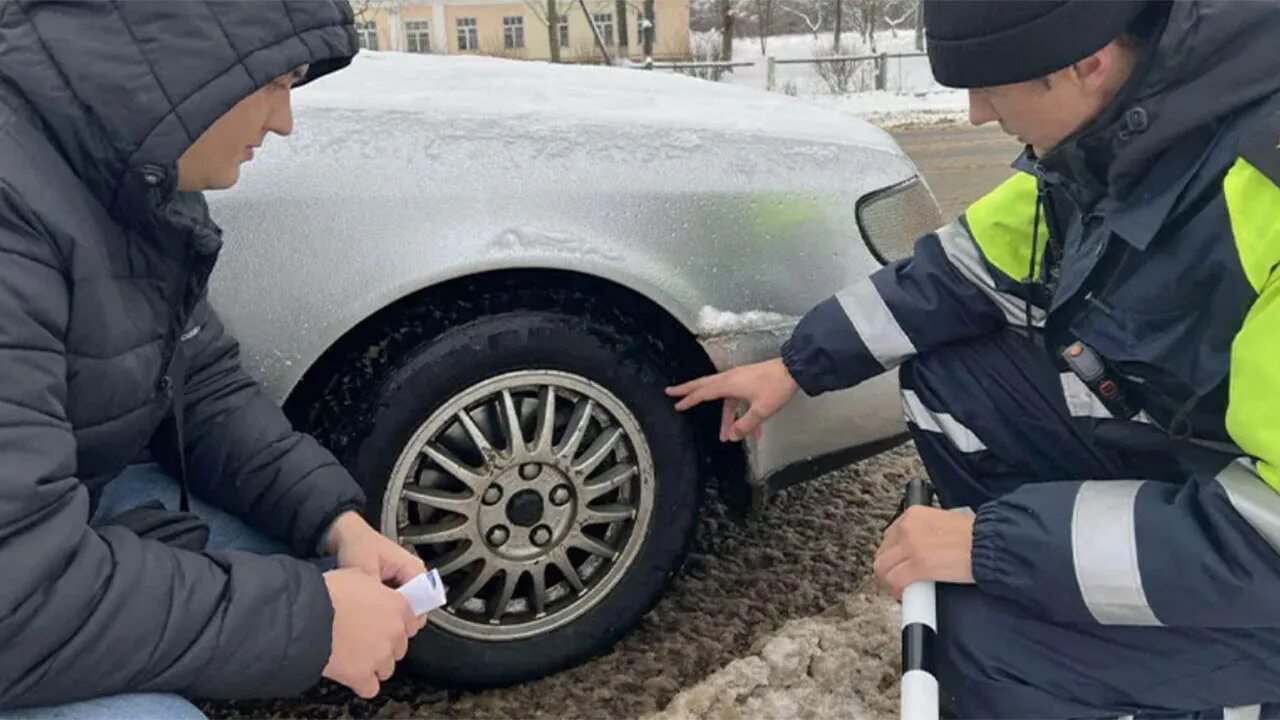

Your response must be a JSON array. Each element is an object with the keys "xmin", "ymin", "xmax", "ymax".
[
  {"xmin": 482, "ymin": 485, "xmax": 504, "ymax": 505},
  {"xmin": 550, "ymin": 485, "xmax": 572, "ymax": 506},
  {"xmin": 531, "ymin": 525, "xmax": 552, "ymax": 547},
  {"xmin": 519, "ymin": 463, "xmax": 542, "ymax": 480},
  {"xmin": 488, "ymin": 526, "xmax": 510, "ymax": 547}
]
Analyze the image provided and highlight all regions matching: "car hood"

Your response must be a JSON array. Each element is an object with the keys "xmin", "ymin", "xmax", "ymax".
[{"xmin": 294, "ymin": 52, "xmax": 907, "ymax": 157}]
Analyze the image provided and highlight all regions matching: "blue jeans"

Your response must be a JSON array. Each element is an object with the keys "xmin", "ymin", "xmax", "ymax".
[{"xmin": 0, "ymin": 464, "xmax": 295, "ymax": 720}]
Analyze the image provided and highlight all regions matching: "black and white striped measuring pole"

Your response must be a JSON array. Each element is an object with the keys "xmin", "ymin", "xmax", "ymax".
[{"xmin": 900, "ymin": 477, "xmax": 939, "ymax": 720}]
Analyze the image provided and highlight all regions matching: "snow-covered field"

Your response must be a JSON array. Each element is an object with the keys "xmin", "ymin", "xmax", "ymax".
[{"xmin": 687, "ymin": 31, "xmax": 968, "ymax": 127}]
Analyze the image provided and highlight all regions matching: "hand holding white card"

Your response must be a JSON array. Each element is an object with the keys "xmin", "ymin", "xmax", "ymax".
[{"xmin": 397, "ymin": 569, "xmax": 448, "ymax": 616}]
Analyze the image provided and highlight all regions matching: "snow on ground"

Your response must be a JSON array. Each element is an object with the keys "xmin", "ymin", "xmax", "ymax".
[
  {"xmin": 645, "ymin": 590, "xmax": 902, "ymax": 720},
  {"xmin": 806, "ymin": 89, "xmax": 967, "ymax": 129},
  {"xmin": 691, "ymin": 31, "xmax": 967, "ymax": 128},
  {"xmin": 721, "ymin": 32, "xmax": 935, "ymax": 93}
]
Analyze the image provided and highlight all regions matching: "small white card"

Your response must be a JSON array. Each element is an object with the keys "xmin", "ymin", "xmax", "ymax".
[{"xmin": 397, "ymin": 569, "xmax": 448, "ymax": 616}]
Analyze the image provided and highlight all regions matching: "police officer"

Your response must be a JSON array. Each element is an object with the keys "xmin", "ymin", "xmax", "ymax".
[{"xmin": 669, "ymin": 1, "xmax": 1280, "ymax": 715}]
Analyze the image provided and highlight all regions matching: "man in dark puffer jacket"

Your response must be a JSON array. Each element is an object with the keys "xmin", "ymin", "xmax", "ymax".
[{"xmin": 0, "ymin": 2, "xmax": 430, "ymax": 718}]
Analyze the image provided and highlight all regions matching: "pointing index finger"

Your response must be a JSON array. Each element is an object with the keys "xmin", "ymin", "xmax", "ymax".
[{"xmin": 666, "ymin": 375, "xmax": 711, "ymax": 396}]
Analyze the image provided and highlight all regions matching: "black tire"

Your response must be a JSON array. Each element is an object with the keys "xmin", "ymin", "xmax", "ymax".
[{"xmin": 338, "ymin": 309, "xmax": 702, "ymax": 688}]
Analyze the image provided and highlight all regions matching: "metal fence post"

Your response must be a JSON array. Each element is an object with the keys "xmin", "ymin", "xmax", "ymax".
[
  {"xmin": 876, "ymin": 51, "xmax": 888, "ymax": 91},
  {"xmin": 767, "ymin": 56, "xmax": 776, "ymax": 92}
]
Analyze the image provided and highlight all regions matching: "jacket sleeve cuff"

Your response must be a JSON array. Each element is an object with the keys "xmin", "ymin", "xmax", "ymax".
[
  {"xmin": 302, "ymin": 496, "xmax": 365, "ymax": 557},
  {"xmin": 780, "ymin": 334, "xmax": 824, "ymax": 397},
  {"xmin": 970, "ymin": 502, "xmax": 1011, "ymax": 592},
  {"xmin": 968, "ymin": 483, "xmax": 1097, "ymax": 625},
  {"xmin": 781, "ymin": 296, "xmax": 884, "ymax": 396},
  {"xmin": 312, "ymin": 501, "xmax": 365, "ymax": 557}
]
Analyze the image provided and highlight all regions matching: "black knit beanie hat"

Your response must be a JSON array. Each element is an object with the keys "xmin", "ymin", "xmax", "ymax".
[{"xmin": 923, "ymin": 0, "xmax": 1152, "ymax": 88}]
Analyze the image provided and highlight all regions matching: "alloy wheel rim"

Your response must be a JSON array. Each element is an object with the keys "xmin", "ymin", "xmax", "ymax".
[{"xmin": 382, "ymin": 370, "xmax": 656, "ymax": 641}]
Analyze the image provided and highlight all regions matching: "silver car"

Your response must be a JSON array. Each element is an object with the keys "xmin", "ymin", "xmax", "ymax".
[{"xmin": 208, "ymin": 52, "xmax": 942, "ymax": 687}]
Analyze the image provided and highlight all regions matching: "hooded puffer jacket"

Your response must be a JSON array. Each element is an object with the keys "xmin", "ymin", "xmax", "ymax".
[{"xmin": 0, "ymin": 0, "xmax": 367, "ymax": 709}]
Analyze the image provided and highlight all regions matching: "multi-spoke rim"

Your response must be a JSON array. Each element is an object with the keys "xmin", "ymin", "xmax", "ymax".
[{"xmin": 382, "ymin": 370, "xmax": 655, "ymax": 641}]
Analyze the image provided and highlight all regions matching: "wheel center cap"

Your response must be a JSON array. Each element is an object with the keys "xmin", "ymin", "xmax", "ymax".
[{"xmin": 506, "ymin": 490, "xmax": 544, "ymax": 528}]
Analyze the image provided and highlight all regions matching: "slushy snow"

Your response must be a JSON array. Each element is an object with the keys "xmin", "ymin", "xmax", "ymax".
[{"xmin": 696, "ymin": 306, "xmax": 800, "ymax": 337}]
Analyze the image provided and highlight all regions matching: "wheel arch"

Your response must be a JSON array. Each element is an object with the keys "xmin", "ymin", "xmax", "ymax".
[{"xmin": 283, "ymin": 268, "xmax": 751, "ymax": 513}]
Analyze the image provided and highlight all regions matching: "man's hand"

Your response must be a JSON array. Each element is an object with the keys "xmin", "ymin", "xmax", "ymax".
[
  {"xmin": 322, "ymin": 568, "xmax": 421, "ymax": 699},
  {"xmin": 665, "ymin": 358, "xmax": 800, "ymax": 442},
  {"xmin": 325, "ymin": 512, "xmax": 428, "ymax": 603},
  {"xmin": 874, "ymin": 506, "xmax": 976, "ymax": 601}
]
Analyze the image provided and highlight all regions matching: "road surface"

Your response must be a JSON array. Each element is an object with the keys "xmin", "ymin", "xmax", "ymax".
[{"xmin": 894, "ymin": 123, "xmax": 1023, "ymax": 219}]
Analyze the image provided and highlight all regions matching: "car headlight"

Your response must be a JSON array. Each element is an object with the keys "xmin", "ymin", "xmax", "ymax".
[{"xmin": 855, "ymin": 176, "xmax": 943, "ymax": 264}]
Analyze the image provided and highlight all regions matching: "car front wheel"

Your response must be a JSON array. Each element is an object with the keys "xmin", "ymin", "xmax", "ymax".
[{"xmin": 340, "ymin": 309, "xmax": 702, "ymax": 687}]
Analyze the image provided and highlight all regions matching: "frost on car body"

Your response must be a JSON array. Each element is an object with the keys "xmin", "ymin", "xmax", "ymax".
[{"xmin": 205, "ymin": 51, "xmax": 938, "ymax": 687}]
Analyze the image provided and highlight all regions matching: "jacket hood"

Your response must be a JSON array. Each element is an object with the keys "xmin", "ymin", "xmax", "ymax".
[
  {"xmin": 0, "ymin": 0, "xmax": 358, "ymax": 221},
  {"xmin": 1041, "ymin": 0, "xmax": 1280, "ymax": 204}
]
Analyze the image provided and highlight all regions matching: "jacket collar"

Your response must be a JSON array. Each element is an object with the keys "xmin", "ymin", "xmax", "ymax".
[{"xmin": 1024, "ymin": 0, "xmax": 1280, "ymax": 244}]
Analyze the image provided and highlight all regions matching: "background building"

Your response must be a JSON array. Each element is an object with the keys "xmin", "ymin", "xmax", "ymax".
[{"xmin": 354, "ymin": 0, "xmax": 691, "ymax": 63}]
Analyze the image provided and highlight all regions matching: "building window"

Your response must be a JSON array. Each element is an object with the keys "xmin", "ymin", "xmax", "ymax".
[
  {"xmin": 405, "ymin": 20, "xmax": 431, "ymax": 53},
  {"xmin": 456, "ymin": 17, "xmax": 478, "ymax": 51},
  {"xmin": 503, "ymin": 16, "xmax": 525, "ymax": 49},
  {"xmin": 558, "ymin": 17, "xmax": 570, "ymax": 48},
  {"xmin": 592, "ymin": 13, "xmax": 614, "ymax": 45},
  {"xmin": 356, "ymin": 21, "xmax": 379, "ymax": 50}
]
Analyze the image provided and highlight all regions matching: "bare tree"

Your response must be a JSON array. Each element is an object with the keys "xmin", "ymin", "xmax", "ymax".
[
  {"xmin": 858, "ymin": 0, "xmax": 879, "ymax": 50},
  {"xmin": 914, "ymin": 0, "xmax": 923, "ymax": 50},
  {"xmin": 753, "ymin": 0, "xmax": 774, "ymax": 55},
  {"xmin": 549, "ymin": 0, "xmax": 562, "ymax": 61},
  {"xmin": 352, "ymin": 0, "xmax": 415, "ymax": 51},
  {"xmin": 841, "ymin": 0, "xmax": 916, "ymax": 52},
  {"xmin": 832, "ymin": 0, "xmax": 842, "ymax": 50},
  {"xmin": 351, "ymin": 0, "xmax": 378, "ymax": 22},
  {"xmin": 689, "ymin": 0, "xmax": 718, "ymax": 31},
  {"xmin": 641, "ymin": 0, "xmax": 656, "ymax": 64},
  {"xmin": 780, "ymin": 0, "xmax": 823, "ymax": 39},
  {"xmin": 523, "ymin": 0, "xmax": 567, "ymax": 62},
  {"xmin": 834, "ymin": 0, "xmax": 880, "ymax": 51},
  {"xmin": 576, "ymin": 0, "xmax": 615, "ymax": 63},
  {"xmin": 883, "ymin": 0, "xmax": 913, "ymax": 38},
  {"xmin": 682, "ymin": 29, "xmax": 729, "ymax": 81},
  {"xmin": 719, "ymin": 0, "xmax": 735, "ymax": 63},
  {"xmin": 352, "ymin": 0, "xmax": 403, "ymax": 24}
]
